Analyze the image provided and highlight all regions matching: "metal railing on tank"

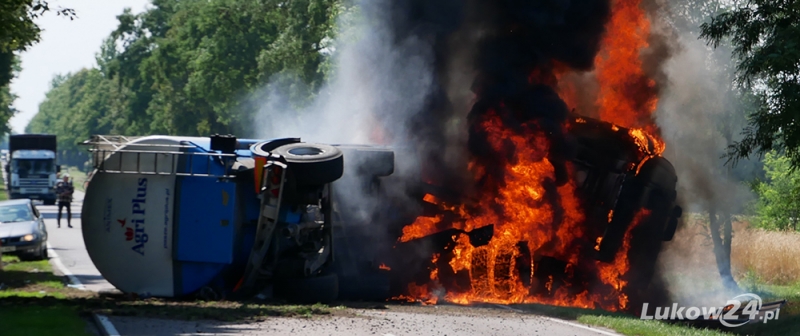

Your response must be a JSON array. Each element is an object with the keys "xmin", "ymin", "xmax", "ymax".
[{"xmin": 80, "ymin": 135, "xmax": 238, "ymax": 178}]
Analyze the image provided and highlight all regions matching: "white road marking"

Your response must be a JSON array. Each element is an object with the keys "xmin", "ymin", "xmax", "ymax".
[
  {"xmin": 95, "ymin": 314, "xmax": 121, "ymax": 336},
  {"xmin": 539, "ymin": 316, "xmax": 623, "ymax": 336},
  {"xmin": 46, "ymin": 242, "xmax": 85, "ymax": 290},
  {"xmin": 494, "ymin": 304, "xmax": 622, "ymax": 336},
  {"xmin": 49, "ymin": 237, "xmax": 121, "ymax": 335}
]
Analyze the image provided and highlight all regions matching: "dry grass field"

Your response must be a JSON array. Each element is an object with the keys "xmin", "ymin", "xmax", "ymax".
[
  {"xmin": 731, "ymin": 228, "xmax": 800, "ymax": 285},
  {"xmin": 657, "ymin": 212, "xmax": 800, "ymax": 307}
]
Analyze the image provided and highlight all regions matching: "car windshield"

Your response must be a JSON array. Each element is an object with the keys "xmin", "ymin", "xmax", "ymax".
[{"xmin": 0, "ymin": 204, "xmax": 34, "ymax": 223}]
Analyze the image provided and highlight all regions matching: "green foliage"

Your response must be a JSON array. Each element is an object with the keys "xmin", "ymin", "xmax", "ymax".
[
  {"xmin": 0, "ymin": 1, "xmax": 75, "ymax": 141},
  {"xmin": 30, "ymin": 0, "xmax": 342, "ymax": 146},
  {"xmin": 700, "ymin": 0, "xmax": 800, "ymax": 169},
  {"xmin": 27, "ymin": 69, "xmax": 112, "ymax": 166},
  {"xmin": 752, "ymin": 151, "xmax": 800, "ymax": 230},
  {"xmin": 0, "ymin": 1, "xmax": 75, "ymax": 87}
]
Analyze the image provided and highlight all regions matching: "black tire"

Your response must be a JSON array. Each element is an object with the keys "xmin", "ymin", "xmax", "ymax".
[
  {"xmin": 37, "ymin": 244, "xmax": 48, "ymax": 260},
  {"xmin": 19, "ymin": 245, "xmax": 45, "ymax": 261},
  {"xmin": 273, "ymin": 273, "xmax": 339, "ymax": 304},
  {"xmin": 273, "ymin": 143, "xmax": 344, "ymax": 186},
  {"xmin": 43, "ymin": 199, "xmax": 56, "ymax": 206}
]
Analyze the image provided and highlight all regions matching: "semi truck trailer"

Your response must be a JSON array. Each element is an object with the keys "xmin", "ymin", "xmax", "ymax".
[{"xmin": 6, "ymin": 134, "xmax": 59, "ymax": 204}]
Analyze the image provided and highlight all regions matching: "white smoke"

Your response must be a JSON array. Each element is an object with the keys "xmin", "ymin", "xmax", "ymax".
[
  {"xmin": 250, "ymin": 3, "xmax": 436, "ymax": 148},
  {"xmin": 654, "ymin": 17, "xmax": 756, "ymax": 306}
]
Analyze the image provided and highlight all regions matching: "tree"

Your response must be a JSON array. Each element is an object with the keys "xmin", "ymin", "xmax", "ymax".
[
  {"xmin": 27, "ymin": 69, "xmax": 113, "ymax": 167},
  {"xmin": 752, "ymin": 151, "xmax": 800, "ymax": 230},
  {"xmin": 700, "ymin": 0, "xmax": 800, "ymax": 169},
  {"xmin": 28, "ymin": 0, "xmax": 343, "ymax": 158},
  {"xmin": 0, "ymin": 1, "xmax": 75, "ymax": 87},
  {"xmin": 0, "ymin": 1, "xmax": 74, "ymax": 140}
]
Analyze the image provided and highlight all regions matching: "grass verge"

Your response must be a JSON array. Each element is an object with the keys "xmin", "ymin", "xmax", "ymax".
[
  {"xmin": 0, "ymin": 167, "xmax": 7, "ymax": 201},
  {"xmin": 549, "ymin": 282, "xmax": 800, "ymax": 336},
  {"xmin": 1, "ymin": 254, "xmax": 336, "ymax": 326},
  {"xmin": 0, "ymin": 305, "xmax": 92, "ymax": 336},
  {"xmin": 0, "ymin": 256, "xmax": 91, "ymax": 336}
]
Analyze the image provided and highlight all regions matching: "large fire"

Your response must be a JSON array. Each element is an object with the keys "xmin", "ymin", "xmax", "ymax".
[{"xmin": 394, "ymin": 0, "xmax": 664, "ymax": 311}]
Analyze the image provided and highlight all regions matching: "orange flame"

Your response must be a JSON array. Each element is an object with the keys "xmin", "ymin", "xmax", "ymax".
[
  {"xmin": 396, "ymin": 0, "xmax": 665, "ymax": 312},
  {"xmin": 595, "ymin": 0, "xmax": 659, "ymax": 135}
]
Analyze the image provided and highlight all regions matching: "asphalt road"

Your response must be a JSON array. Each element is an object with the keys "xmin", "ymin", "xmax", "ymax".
[
  {"xmin": 39, "ymin": 190, "xmax": 117, "ymax": 293},
  {"xmin": 109, "ymin": 309, "xmax": 620, "ymax": 336}
]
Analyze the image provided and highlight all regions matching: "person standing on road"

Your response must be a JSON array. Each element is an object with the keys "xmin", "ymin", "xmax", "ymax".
[{"xmin": 55, "ymin": 174, "xmax": 74, "ymax": 228}]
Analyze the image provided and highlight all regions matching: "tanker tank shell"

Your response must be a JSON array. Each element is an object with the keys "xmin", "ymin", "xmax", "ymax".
[{"xmin": 82, "ymin": 137, "xmax": 182, "ymax": 297}]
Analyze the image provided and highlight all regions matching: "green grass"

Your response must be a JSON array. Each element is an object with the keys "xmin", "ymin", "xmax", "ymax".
[
  {"xmin": 1, "ymin": 254, "xmax": 335, "ymax": 324},
  {"xmin": 560, "ymin": 282, "xmax": 800, "ymax": 336},
  {"xmin": 0, "ymin": 168, "xmax": 7, "ymax": 201},
  {"xmin": 1, "ymin": 257, "xmax": 89, "ymax": 335},
  {"xmin": 578, "ymin": 315, "xmax": 732, "ymax": 336},
  {"xmin": 2, "ymin": 255, "xmax": 54, "ymax": 273},
  {"xmin": 0, "ymin": 305, "xmax": 91, "ymax": 336}
]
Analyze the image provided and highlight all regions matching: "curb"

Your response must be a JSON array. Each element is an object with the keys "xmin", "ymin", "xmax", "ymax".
[
  {"xmin": 92, "ymin": 313, "xmax": 121, "ymax": 336},
  {"xmin": 46, "ymin": 243, "xmax": 120, "ymax": 335},
  {"xmin": 46, "ymin": 242, "xmax": 85, "ymax": 290}
]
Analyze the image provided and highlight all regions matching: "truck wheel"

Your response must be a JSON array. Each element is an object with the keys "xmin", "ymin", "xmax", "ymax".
[
  {"xmin": 273, "ymin": 143, "xmax": 343, "ymax": 186},
  {"xmin": 274, "ymin": 273, "xmax": 339, "ymax": 304},
  {"xmin": 625, "ymin": 188, "xmax": 673, "ymax": 311},
  {"xmin": 43, "ymin": 199, "xmax": 56, "ymax": 206}
]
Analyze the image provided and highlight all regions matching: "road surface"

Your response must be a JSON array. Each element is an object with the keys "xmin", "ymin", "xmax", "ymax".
[
  {"xmin": 36, "ymin": 182, "xmax": 619, "ymax": 336},
  {"xmin": 40, "ymin": 190, "xmax": 117, "ymax": 293}
]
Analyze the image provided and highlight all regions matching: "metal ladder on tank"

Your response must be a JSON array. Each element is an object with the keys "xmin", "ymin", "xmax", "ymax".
[
  {"xmin": 238, "ymin": 155, "xmax": 288, "ymax": 294},
  {"xmin": 81, "ymin": 135, "xmax": 236, "ymax": 178}
]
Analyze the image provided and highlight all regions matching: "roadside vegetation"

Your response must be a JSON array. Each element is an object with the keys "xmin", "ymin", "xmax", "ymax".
[
  {"xmin": 571, "ymin": 216, "xmax": 800, "ymax": 336},
  {"xmin": 0, "ymin": 254, "xmax": 337, "ymax": 325},
  {"xmin": 0, "ymin": 255, "xmax": 93, "ymax": 336}
]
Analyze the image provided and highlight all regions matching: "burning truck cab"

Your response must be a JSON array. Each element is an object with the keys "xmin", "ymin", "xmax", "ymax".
[{"xmin": 383, "ymin": 115, "xmax": 681, "ymax": 310}]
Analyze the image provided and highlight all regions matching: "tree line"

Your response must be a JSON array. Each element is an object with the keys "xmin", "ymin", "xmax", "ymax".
[{"xmin": 24, "ymin": 0, "xmax": 342, "ymax": 166}]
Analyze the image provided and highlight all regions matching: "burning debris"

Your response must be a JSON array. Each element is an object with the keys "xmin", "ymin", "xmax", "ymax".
[
  {"xmin": 385, "ymin": 116, "xmax": 679, "ymax": 312},
  {"xmin": 365, "ymin": 0, "xmax": 678, "ymax": 312}
]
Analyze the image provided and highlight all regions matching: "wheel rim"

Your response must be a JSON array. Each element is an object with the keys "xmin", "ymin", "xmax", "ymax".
[{"xmin": 288, "ymin": 147, "xmax": 324, "ymax": 156}]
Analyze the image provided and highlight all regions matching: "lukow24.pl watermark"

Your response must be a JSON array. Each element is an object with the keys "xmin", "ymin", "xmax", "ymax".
[{"xmin": 640, "ymin": 293, "xmax": 782, "ymax": 327}]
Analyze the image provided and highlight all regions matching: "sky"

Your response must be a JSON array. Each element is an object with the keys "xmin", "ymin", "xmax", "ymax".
[{"xmin": 9, "ymin": 0, "xmax": 151, "ymax": 134}]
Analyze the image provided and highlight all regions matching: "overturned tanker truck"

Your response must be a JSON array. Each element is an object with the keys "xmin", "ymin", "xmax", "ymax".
[
  {"xmin": 80, "ymin": 115, "xmax": 681, "ymax": 306},
  {"xmin": 81, "ymin": 135, "xmax": 394, "ymax": 302}
]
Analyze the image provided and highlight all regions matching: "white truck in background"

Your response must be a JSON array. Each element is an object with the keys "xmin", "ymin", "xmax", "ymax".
[{"xmin": 6, "ymin": 134, "xmax": 60, "ymax": 205}]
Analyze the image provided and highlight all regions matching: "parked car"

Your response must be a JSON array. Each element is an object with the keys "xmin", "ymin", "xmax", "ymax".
[{"xmin": 0, "ymin": 199, "xmax": 48, "ymax": 261}]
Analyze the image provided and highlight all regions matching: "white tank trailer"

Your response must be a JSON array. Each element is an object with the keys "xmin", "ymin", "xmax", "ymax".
[{"xmin": 81, "ymin": 135, "xmax": 395, "ymax": 303}]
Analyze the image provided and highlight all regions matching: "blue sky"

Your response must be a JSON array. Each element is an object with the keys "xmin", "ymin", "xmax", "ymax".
[{"xmin": 9, "ymin": 0, "xmax": 150, "ymax": 133}]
